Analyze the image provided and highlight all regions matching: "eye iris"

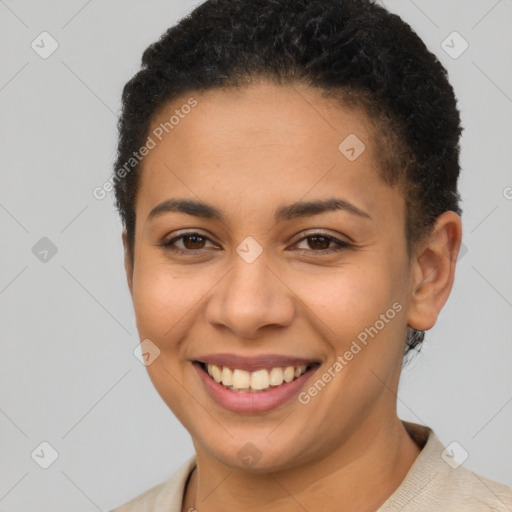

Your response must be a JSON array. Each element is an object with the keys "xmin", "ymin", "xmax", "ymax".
[
  {"xmin": 308, "ymin": 236, "xmax": 330, "ymax": 250},
  {"xmin": 183, "ymin": 234, "xmax": 205, "ymax": 249}
]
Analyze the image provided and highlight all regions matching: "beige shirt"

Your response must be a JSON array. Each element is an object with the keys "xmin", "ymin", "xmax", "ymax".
[{"xmin": 111, "ymin": 422, "xmax": 512, "ymax": 511}]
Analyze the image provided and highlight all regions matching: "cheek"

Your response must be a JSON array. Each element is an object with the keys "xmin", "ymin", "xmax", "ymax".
[
  {"xmin": 293, "ymin": 259, "xmax": 400, "ymax": 341},
  {"xmin": 131, "ymin": 256, "xmax": 222, "ymax": 344},
  {"xmin": 293, "ymin": 260, "xmax": 407, "ymax": 413},
  {"xmin": 131, "ymin": 261, "xmax": 189, "ymax": 341},
  {"xmin": 130, "ymin": 261, "xmax": 202, "ymax": 412}
]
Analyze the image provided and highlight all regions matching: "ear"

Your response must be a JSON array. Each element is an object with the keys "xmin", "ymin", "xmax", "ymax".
[
  {"xmin": 407, "ymin": 211, "xmax": 463, "ymax": 332},
  {"xmin": 122, "ymin": 230, "xmax": 134, "ymax": 297}
]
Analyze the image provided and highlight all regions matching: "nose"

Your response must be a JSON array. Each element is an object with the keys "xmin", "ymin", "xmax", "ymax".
[{"xmin": 205, "ymin": 253, "xmax": 295, "ymax": 339}]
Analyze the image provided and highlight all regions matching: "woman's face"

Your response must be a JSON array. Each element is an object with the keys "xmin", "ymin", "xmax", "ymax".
[{"xmin": 126, "ymin": 81, "xmax": 416, "ymax": 471}]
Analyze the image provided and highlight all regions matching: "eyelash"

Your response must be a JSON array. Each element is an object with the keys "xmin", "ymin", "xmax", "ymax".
[{"xmin": 160, "ymin": 231, "xmax": 353, "ymax": 256}]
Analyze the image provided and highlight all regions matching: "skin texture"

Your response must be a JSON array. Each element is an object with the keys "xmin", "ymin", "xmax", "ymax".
[{"xmin": 123, "ymin": 81, "xmax": 462, "ymax": 511}]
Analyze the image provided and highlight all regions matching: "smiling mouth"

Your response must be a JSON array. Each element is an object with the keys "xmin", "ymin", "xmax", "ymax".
[{"xmin": 197, "ymin": 362, "xmax": 320, "ymax": 393}]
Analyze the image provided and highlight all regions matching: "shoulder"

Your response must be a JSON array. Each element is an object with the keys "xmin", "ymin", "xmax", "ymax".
[
  {"xmin": 110, "ymin": 480, "xmax": 169, "ymax": 512},
  {"xmin": 414, "ymin": 463, "xmax": 512, "ymax": 511},
  {"xmin": 109, "ymin": 456, "xmax": 197, "ymax": 512},
  {"xmin": 379, "ymin": 422, "xmax": 512, "ymax": 511},
  {"xmin": 440, "ymin": 466, "xmax": 512, "ymax": 511}
]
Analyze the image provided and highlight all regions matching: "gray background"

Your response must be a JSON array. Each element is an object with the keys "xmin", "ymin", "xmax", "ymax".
[{"xmin": 0, "ymin": 1, "xmax": 511, "ymax": 510}]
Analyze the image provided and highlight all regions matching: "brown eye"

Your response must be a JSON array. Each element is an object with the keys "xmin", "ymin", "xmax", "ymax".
[
  {"xmin": 161, "ymin": 231, "xmax": 217, "ymax": 253},
  {"xmin": 182, "ymin": 234, "xmax": 206, "ymax": 250},
  {"xmin": 306, "ymin": 236, "xmax": 331, "ymax": 250},
  {"xmin": 294, "ymin": 233, "xmax": 352, "ymax": 255}
]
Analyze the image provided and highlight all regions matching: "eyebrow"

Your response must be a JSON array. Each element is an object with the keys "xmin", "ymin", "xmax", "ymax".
[{"xmin": 147, "ymin": 197, "xmax": 372, "ymax": 223}]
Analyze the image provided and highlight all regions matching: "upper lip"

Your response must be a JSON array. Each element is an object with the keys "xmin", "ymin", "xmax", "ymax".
[{"xmin": 195, "ymin": 353, "xmax": 321, "ymax": 372}]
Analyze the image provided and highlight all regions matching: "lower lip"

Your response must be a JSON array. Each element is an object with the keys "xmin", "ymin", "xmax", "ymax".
[{"xmin": 194, "ymin": 362, "xmax": 319, "ymax": 413}]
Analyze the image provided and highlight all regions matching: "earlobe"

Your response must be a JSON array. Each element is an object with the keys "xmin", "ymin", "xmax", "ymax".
[
  {"xmin": 406, "ymin": 211, "xmax": 463, "ymax": 332},
  {"xmin": 122, "ymin": 230, "xmax": 134, "ymax": 297}
]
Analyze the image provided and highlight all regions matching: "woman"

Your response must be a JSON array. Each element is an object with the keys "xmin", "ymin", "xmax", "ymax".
[{"xmin": 110, "ymin": 0, "xmax": 512, "ymax": 510}]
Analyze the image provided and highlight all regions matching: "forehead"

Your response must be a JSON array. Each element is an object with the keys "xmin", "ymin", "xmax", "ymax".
[
  {"xmin": 136, "ymin": 82, "xmax": 398, "ymax": 225},
  {"xmin": 147, "ymin": 81, "xmax": 373, "ymax": 161}
]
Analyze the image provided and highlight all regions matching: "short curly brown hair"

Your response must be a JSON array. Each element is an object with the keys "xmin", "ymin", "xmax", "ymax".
[{"xmin": 113, "ymin": 0, "xmax": 463, "ymax": 356}]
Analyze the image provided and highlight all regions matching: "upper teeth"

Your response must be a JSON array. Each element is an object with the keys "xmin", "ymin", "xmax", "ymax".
[{"xmin": 206, "ymin": 364, "xmax": 309, "ymax": 392}]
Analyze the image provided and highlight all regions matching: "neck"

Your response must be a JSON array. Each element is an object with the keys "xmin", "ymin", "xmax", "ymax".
[{"xmin": 183, "ymin": 416, "xmax": 421, "ymax": 512}]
